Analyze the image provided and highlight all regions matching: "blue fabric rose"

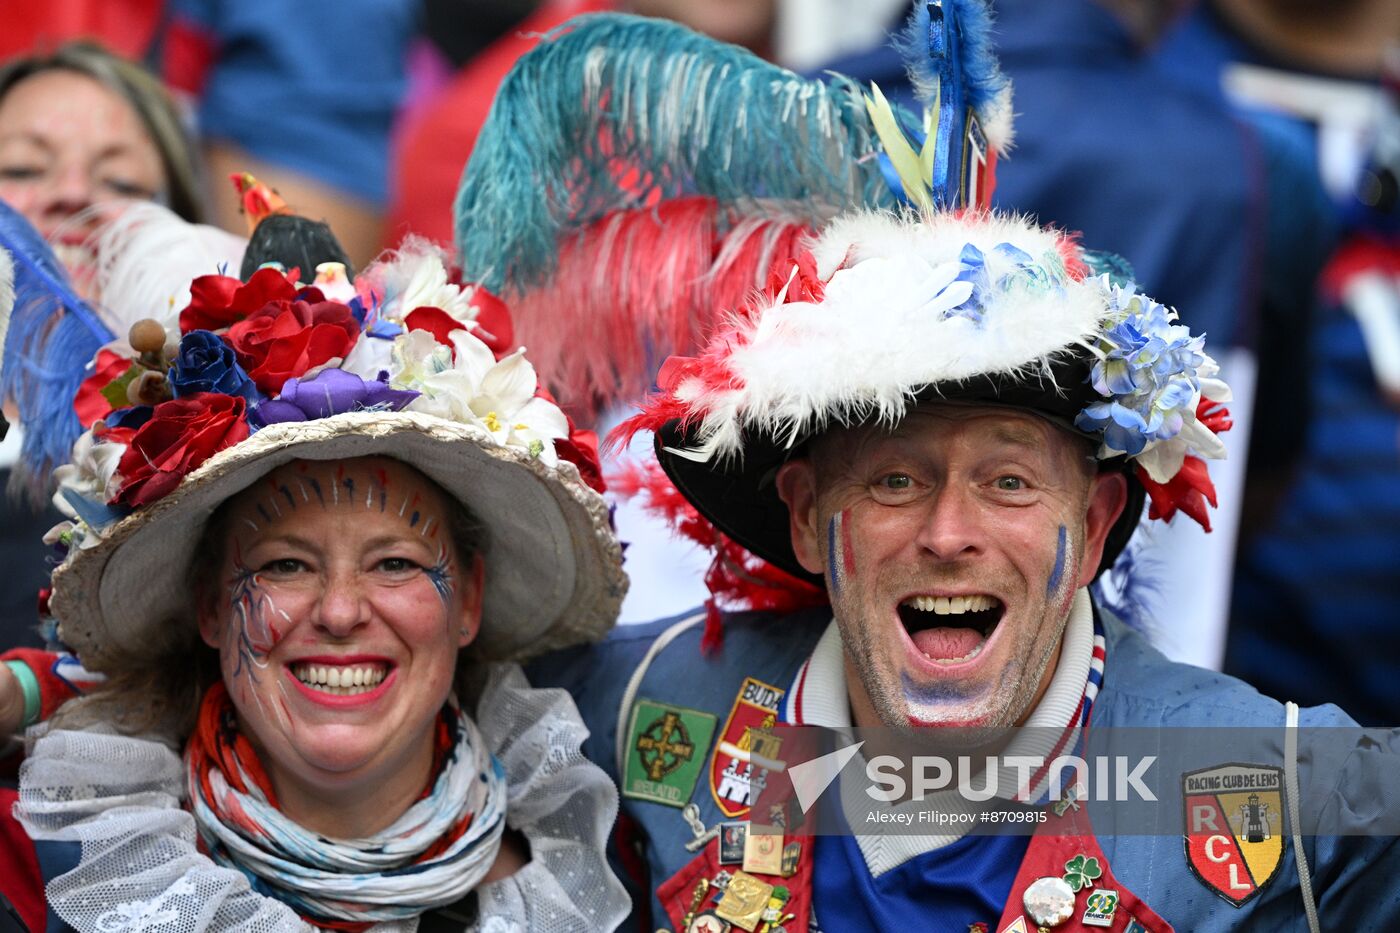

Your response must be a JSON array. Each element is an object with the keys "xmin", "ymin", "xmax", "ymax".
[
  {"xmin": 249, "ymin": 368, "xmax": 419, "ymax": 429},
  {"xmin": 170, "ymin": 330, "xmax": 260, "ymax": 404}
]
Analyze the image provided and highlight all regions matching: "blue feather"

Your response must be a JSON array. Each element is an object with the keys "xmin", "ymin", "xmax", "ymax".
[
  {"xmin": 1090, "ymin": 537, "xmax": 1164, "ymax": 640},
  {"xmin": 454, "ymin": 13, "xmax": 905, "ymax": 295},
  {"xmin": 0, "ymin": 202, "xmax": 115, "ymax": 497},
  {"xmin": 891, "ymin": 0, "xmax": 1009, "ymax": 119}
]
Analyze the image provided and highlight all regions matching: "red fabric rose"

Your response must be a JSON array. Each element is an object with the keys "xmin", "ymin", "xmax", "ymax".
[
  {"xmin": 72, "ymin": 349, "xmax": 132, "ymax": 427},
  {"xmin": 114, "ymin": 393, "xmax": 249, "ymax": 507},
  {"xmin": 226, "ymin": 298, "xmax": 360, "ymax": 395},
  {"xmin": 179, "ymin": 267, "xmax": 299, "ymax": 333}
]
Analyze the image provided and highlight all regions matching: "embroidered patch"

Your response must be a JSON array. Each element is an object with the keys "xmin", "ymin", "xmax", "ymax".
[
  {"xmin": 1183, "ymin": 763, "xmax": 1285, "ymax": 906},
  {"xmin": 710, "ymin": 677, "xmax": 786, "ymax": 818},
  {"xmin": 622, "ymin": 698, "xmax": 718, "ymax": 808}
]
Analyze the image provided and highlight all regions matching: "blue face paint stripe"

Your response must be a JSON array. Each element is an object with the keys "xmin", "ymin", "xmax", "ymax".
[
  {"xmin": 308, "ymin": 478, "xmax": 324, "ymax": 506},
  {"xmin": 901, "ymin": 670, "xmax": 959, "ymax": 706},
  {"xmin": 425, "ymin": 548, "xmax": 454, "ymax": 610},
  {"xmin": 256, "ymin": 503, "xmax": 272, "ymax": 523},
  {"xmin": 1048, "ymin": 524, "xmax": 1067, "ymax": 596},
  {"xmin": 279, "ymin": 485, "xmax": 296, "ymax": 509}
]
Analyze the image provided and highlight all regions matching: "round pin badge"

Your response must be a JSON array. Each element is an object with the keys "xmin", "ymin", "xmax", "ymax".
[{"xmin": 1023, "ymin": 876, "xmax": 1076, "ymax": 927}]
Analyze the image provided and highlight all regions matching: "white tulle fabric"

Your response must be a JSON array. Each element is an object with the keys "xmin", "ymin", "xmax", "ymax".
[{"xmin": 16, "ymin": 664, "xmax": 629, "ymax": 933}]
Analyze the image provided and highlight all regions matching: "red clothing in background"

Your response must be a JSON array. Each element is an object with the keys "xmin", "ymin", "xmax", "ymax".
[{"xmin": 387, "ymin": 0, "xmax": 613, "ymax": 248}]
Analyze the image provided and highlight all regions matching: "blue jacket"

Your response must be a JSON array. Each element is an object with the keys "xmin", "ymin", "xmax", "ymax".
[{"xmin": 529, "ymin": 604, "xmax": 1400, "ymax": 930}]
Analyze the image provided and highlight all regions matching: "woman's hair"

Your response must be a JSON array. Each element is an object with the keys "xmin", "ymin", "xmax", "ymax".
[
  {"xmin": 0, "ymin": 42, "xmax": 204, "ymax": 223},
  {"xmin": 50, "ymin": 464, "xmax": 490, "ymax": 741}
]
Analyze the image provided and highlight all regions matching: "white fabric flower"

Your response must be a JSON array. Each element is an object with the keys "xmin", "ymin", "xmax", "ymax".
[
  {"xmin": 395, "ymin": 254, "xmax": 477, "ymax": 325},
  {"xmin": 1134, "ymin": 355, "xmax": 1233, "ymax": 483},
  {"xmin": 52, "ymin": 429, "xmax": 127, "ymax": 519},
  {"xmin": 339, "ymin": 334, "xmax": 397, "ymax": 381},
  {"xmin": 468, "ymin": 350, "xmax": 569, "ymax": 466},
  {"xmin": 393, "ymin": 330, "xmax": 568, "ymax": 464}
]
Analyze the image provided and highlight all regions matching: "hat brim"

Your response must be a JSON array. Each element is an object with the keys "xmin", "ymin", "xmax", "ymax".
[
  {"xmin": 52, "ymin": 411, "xmax": 626, "ymax": 669},
  {"xmin": 656, "ymin": 359, "xmax": 1143, "ymax": 584}
]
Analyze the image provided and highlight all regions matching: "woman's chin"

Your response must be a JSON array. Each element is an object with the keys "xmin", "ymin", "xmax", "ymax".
[{"xmin": 280, "ymin": 726, "xmax": 401, "ymax": 780}]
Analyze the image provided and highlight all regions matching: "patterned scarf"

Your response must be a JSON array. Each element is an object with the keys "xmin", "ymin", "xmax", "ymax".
[{"xmin": 185, "ymin": 683, "xmax": 506, "ymax": 928}]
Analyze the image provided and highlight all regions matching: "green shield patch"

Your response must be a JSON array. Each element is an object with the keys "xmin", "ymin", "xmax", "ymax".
[{"xmin": 622, "ymin": 698, "xmax": 718, "ymax": 808}]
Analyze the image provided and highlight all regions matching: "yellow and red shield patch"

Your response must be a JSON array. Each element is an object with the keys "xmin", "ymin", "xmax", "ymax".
[
  {"xmin": 1183, "ymin": 763, "xmax": 1285, "ymax": 906},
  {"xmin": 709, "ymin": 677, "xmax": 786, "ymax": 818}
]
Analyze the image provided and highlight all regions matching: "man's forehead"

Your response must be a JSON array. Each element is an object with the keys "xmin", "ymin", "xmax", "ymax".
[{"xmin": 860, "ymin": 402, "xmax": 1061, "ymax": 447}]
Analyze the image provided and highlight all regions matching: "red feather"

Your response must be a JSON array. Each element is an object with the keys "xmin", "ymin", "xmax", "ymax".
[
  {"xmin": 610, "ymin": 457, "xmax": 827, "ymax": 652},
  {"xmin": 507, "ymin": 198, "xmax": 813, "ymax": 422}
]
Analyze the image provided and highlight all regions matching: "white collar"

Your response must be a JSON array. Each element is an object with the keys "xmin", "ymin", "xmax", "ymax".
[{"xmin": 791, "ymin": 589, "xmax": 1096, "ymax": 876}]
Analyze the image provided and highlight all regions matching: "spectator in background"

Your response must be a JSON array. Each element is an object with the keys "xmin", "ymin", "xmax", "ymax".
[
  {"xmin": 0, "ymin": 41, "xmax": 203, "ymax": 282},
  {"xmin": 161, "ymin": 0, "xmax": 416, "ymax": 269},
  {"xmin": 0, "ymin": 41, "xmax": 202, "ymax": 654},
  {"xmin": 1158, "ymin": 0, "xmax": 1400, "ymax": 724}
]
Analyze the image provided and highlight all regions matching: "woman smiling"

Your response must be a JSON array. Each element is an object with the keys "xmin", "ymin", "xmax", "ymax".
[{"xmin": 7, "ymin": 243, "xmax": 629, "ymax": 930}]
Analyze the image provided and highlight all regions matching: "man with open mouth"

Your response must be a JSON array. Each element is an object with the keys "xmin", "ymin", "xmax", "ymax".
[{"xmin": 508, "ymin": 5, "xmax": 1399, "ymax": 930}]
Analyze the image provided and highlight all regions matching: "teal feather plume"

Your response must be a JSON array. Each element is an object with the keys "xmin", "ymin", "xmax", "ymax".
[{"xmin": 454, "ymin": 13, "xmax": 903, "ymax": 295}]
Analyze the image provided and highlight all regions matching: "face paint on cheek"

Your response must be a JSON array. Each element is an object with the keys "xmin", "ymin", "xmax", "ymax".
[
  {"xmin": 827, "ymin": 509, "xmax": 856, "ymax": 594},
  {"xmin": 424, "ymin": 543, "xmax": 454, "ymax": 612},
  {"xmin": 223, "ymin": 549, "xmax": 293, "ymax": 731},
  {"xmin": 227, "ymin": 550, "xmax": 288, "ymax": 682},
  {"xmin": 1047, "ymin": 524, "xmax": 1068, "ymax": 597}
]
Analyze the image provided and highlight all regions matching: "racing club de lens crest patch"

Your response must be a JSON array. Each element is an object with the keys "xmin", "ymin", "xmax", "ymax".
[
  {"xmin": 710, "ymin": 677, "xmax": 786, "ymax": 819},
  {"xmin": 623, "ymin": 698, "xmax": 718, "ymax": 808},
  {"xmin": 1183, "ymin": 763, "xmax": 1285, "ymax": 906}
]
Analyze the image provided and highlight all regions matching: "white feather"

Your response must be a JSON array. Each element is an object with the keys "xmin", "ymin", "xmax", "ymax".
[
  {"xmin": 88, "ymin": 203, "xmax": 247, "ymax": 339},
  {"xmin": 982, "ymin": 85, "xmax": 1015, "ymax": 155},
  {"xmin": 687, "ymin": 211, "xmax": 1107, "ymax": 460}
]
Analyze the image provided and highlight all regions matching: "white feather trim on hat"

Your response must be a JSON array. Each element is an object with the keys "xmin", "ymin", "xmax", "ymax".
[{"xmin": 674, "ymin": 211, "xmax": 1106, "ymax": 461}]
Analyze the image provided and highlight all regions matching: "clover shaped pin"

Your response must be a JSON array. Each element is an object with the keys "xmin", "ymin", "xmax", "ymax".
[{"xmin": 1063, "ymin": 854, "xmax": 1102, "ymax": 892}]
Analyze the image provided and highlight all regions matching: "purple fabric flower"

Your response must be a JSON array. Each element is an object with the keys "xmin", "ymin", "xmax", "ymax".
[{"xmin": 249, "ymin": 369, "xmax": 419, "ymax": 428}]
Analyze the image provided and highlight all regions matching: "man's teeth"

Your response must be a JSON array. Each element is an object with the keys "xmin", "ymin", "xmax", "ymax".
[
  {"xmin": 293, "ymin": 663, "xmax": 387, "ymax": 695},
  {"xmin": 901, "ymin": 594, "xmax": 998, "ymax": 614}
]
